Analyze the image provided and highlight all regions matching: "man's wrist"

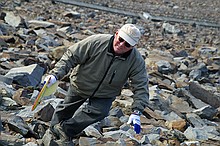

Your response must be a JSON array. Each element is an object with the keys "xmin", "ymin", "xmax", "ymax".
[
  {"xmin": 51, "ymin": 74, "xmax": 58, "ymax": 80},
  {"xmin": 133, "ymin": 110, "xmax": 142, "ymax": 116}
]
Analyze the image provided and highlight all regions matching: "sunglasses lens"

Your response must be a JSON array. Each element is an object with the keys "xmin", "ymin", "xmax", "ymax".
[
  {"xmin": 125, "ymin": 42, "xmax": 131, "ymax": 47},
  {"xmin": 119, "ymin": 37, "xmax": 124, "ymax": 42},
  {"xmin": 118, "ymin": 37, "xmax": 131, "ymax": 47}
]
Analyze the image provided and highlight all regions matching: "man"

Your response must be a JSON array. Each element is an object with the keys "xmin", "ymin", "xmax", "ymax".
[{"xmin": 44, "ymin": 24, "xmax": 149, "ymax": 144}]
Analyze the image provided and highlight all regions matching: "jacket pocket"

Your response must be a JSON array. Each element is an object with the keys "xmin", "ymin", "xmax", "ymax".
[{"xmin": 109, "ymin": 70, "xmax": 116, "ymax": 84}]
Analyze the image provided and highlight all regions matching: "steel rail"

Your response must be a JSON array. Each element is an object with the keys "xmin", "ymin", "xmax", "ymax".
[{"xmin": 53, "ymin": 0, "xmax": 220, "ymax": 28}]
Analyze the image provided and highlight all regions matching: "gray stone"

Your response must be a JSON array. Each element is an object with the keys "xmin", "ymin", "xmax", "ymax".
[
  {"xmin": 150, "ymin": 127, "xmax": 169, "ymax": 134},
  {"xmin": 189, "ymin": 69, "xmax": 202, "ymax": 81},
  {"xmin": 184, "ymin": 126, "xmax": 220, "ymax": 141},
  {"xmin": 42, "ymin": 129, "xmax": 58, "ymax": 146},
  {"xmin": 83, "ymin": 125, "xmax": 102, "ymax": 138},
  {"xmin": 0, "ymin": 75, "xmax": 13, "ymax": 85},
  {"xmin": 186, "ymin": 113, "xmax": 206, "ymax": 128},
  {"xmin": 28, "ymin": 20, "xmax": 55, "ymax": 28},
  {"xmin": 184, "ymin": 126, "xmax": 208, "ymax": 141},
  {"xmin": 109, "ymin": 106, "xmax": 124, "ymax": 118},
  {"xmin": 193, "ymin": 105, "xmax": 217, "ymax": 120},
  {"xmin": 2, "ymin": 96, "xmax": 18, "ymax": 107},
  {"xmin": 119, "ymin": 123, "xmax": 130, "ymax": 131},
  {"xmin": 0, "ymin": 117, "xmax": 2, "ymax": 133},
  {"xmin": 162, "ymin": 22, "xmax": 182, "ymax": 35},
  {"xmin": 1, "ymin": 0, "xmax": 220, "ymax": 145},
  {"xmin": 5, "ymin": 64, "xmax": 44, "ymax": 87},
  {"xmin": 180, "ymin": 141, "xmax": 200, "ymax": 146},
  {"xmin": 103, "ymin": 130, "xmax": 131, "ymax": 140},
  {"xmin": 23, "ymin": 142, "xmax": 38, "ymax": 146},
  {"xmin": 79, "ymin": 137, "xmax": 100, "ymax": 146},
  {"xmin": 160, "ymin": 111, "xmax": 182, "ymax": 121},
  {"xmin": 189, "ymin": 82, "xmax": 220, "ymax": 108},
  {"xmin": 146, "ymin": 133, "xmax": 160, "ymax": 143},
  {"xmin": 4, "ymin": 12, "xmax": 22, "ymax": 27},
  {"xmin": 156, "ymin": 60, "xmax": 173, "ymax": 74},
  {"xmin": 7, "ymin": 116, "xmax": 36, "ymax": 137},
  {"xmin": 33, "ymin": 103, "xmax": 55, "ymax": 122},
  {"xmin": 140, "ymin": 135, "xmax": 150, "ymax": 144}
]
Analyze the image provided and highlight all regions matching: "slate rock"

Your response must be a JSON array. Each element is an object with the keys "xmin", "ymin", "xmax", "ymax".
[
  {"xmin": 5, "ymin": 64, "xmax": 44, "ymax": 87},
  {"xmin": 7, "ymin": 116, "xmax": 38, "ymax": 138}
]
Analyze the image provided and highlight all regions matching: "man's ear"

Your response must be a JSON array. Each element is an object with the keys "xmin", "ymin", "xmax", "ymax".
[{"xmin": 115, "ymin": 30, "xmax": 119, "ymax": 35}]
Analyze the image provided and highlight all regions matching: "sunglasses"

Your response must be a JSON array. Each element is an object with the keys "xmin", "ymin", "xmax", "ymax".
[{"xmin": 118, "ymin": 37, "xmax": 131, "ymax": 48}]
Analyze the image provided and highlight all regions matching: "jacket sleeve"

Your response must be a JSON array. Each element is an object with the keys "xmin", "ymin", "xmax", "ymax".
[
  {"xmin": 50, "ymin": 37, "xmax": 93, "ymax": 80},
  {"xmin": 130, "ymin": 57, "xmax": 149, "ymax": 113}
]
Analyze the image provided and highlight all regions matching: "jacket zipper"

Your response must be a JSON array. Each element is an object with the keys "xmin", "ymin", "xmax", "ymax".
[{"xmin": 90, "ymin": 56, "xmax": 116, "ymax": 98}]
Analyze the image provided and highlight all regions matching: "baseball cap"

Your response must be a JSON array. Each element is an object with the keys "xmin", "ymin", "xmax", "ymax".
[{"xmin": 118, "ymin": 24, "xmax": 141, "ymax": 46}]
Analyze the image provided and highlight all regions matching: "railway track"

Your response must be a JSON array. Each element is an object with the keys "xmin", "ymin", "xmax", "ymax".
[
  {"xmin": 54, "ymin": 0, "xmax": 220, "ymax": 28},
  {"xmin": 76, "ymin": 0, "xmax": 220, "ymax": 24}
]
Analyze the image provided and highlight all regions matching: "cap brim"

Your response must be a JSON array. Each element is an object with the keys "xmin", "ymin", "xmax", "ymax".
[{"xmin": 118, "ymin": 30, "xmax": 136, "ymax": 46}]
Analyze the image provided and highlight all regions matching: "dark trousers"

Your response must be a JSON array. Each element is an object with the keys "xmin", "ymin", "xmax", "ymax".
[{"xmin": 50, "ymin": 85, "xmax": 115, "ymax": 138}]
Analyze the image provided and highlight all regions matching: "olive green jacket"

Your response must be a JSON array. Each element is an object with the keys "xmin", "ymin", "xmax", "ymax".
[{"xmin": 51, "ymin": 34, "xmax": 149, "ymax": 112}]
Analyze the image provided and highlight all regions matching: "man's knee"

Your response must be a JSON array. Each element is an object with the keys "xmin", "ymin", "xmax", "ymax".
[{"xmin": 82, "ymin": 104, "xmax": 109, "ymax": 118}]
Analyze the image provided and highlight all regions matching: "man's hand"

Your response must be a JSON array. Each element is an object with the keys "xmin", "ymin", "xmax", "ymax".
[
  {"xmin": 127, "ymin": 113, "xmax": 141, "ymax": 134},
  {"xmin": 44, "ymin": 75, "xmax": 57, "ymax": 87}
]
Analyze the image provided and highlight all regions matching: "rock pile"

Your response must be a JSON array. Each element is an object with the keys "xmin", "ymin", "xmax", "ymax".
[{"xmin": 0, "ymin": 0, "xmax": 220, "ymax": 146}]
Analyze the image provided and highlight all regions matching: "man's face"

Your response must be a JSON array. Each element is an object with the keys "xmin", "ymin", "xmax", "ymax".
[{"xmin": 113, "ymin": 31, "xmax": 133, "ymax": 55}]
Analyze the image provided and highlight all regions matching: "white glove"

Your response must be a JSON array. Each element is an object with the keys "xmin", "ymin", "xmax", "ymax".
[
  {"xmin": 44, "ymin": 75, "xmax": 57, "ymax": 87},
  {"xmin": 127, "ymin": 114, "xmax": 141, "ymax": 134}
]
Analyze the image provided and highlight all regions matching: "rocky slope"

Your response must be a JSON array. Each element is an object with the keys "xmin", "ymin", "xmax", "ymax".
[{"xmin": 0, "ymin": 0, "xmax": 220, "ymax": 146}]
